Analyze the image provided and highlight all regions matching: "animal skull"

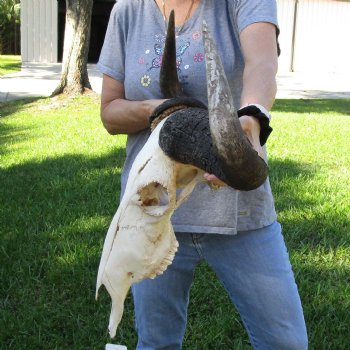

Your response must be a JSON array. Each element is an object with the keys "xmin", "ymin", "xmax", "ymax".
[
  {"xmin": 96, "ymin": 116, "xmax": 204, "ymax": 337},
  {"xmin": 96, "ymin": 12, "xmax": 270, "ymax": 338}
]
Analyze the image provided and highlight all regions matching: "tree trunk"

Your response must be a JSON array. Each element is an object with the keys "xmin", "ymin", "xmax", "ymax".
[{"xmin": 52, "ymin": 0, "xmax": 93, "ymax": 96}]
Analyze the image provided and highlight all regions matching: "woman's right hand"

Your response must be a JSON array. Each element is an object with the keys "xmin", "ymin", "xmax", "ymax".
[
  {"xmin": 101, "ymin": 74, "xmax": 168, "ymax": 135},
  {"xmin": 146, "ymin": 99, "xmax": 168, "ymax": 116}
]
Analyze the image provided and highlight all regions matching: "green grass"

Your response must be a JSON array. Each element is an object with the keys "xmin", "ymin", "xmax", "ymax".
[
  {"xmin": 0, "ymin": 96, "xmax": 349, "ymax": 349},
  {"xmin": 0, "ymin": 55, "xmax": 21, "ymax": 76}
]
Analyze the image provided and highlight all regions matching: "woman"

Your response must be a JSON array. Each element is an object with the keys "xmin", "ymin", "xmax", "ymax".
[{"xmin": 97, "ymin": 1, "xmax": 308, "ymax": 349}]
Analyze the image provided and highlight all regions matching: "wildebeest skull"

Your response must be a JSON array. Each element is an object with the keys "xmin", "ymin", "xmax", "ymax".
[{"xmin": 96, "ymin": 12, "xmax": 269, "ymax": 338}]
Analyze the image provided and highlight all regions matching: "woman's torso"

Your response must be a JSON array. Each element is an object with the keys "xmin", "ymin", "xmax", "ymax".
[{"xmin": 98, "ymin": 0, "xmax": 278, "ymax": 234}]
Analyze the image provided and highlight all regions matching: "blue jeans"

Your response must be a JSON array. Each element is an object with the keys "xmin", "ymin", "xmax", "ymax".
[{"xmin": 132, "ymin": 221, "xmax": 308, "ymax": 349}]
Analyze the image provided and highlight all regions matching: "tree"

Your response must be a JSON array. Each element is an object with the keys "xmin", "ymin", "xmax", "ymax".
[
  {"xmin": 0, "ymin": 0, "xmax": 20, "ymax": 54},
  {"xmin": 52, "ymin": 0, "xmax": 94, "ymax": 96}
]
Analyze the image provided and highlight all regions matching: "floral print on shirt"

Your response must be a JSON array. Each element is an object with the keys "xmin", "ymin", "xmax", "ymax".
[{"xmin": 138, "ymin": 29, "xmax": 205, "ymax": 90}]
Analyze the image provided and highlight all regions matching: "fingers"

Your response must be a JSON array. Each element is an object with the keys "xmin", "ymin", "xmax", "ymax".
[
  {"xmin": 246, "ymin": 132, "xmax": 264, "ymax": 158},
  {"xmin": 239, "ymin": 115, "xmax": 264, "ymax": 158},
  {"xmin": 203, "ymin": 173, "xmax": 226, "ymax": 190}
]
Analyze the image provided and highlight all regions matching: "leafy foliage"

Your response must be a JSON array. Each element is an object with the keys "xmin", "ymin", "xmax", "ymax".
[{"xmin": 0, "ymin": 0, "xmax": 20, "ymax": 54}]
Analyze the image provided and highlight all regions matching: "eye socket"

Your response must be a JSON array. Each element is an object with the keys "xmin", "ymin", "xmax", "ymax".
[{"xmin": 137, "ymin": 182, "xmax": 169, "ymax": 216}]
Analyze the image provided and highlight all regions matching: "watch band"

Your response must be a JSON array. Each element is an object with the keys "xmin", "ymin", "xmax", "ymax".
[{"xmin": 237, "ymin": 104, "xmax": 273, "ymax": 146}]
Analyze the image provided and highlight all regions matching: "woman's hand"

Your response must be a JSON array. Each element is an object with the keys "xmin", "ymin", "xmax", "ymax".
[
  {"xmin": 146, "ymin": 99, "xmax": 168, "ymax": 116},
  {"xmin": 239, "ymin": 115, "xmax": 263, "ymax": 158},
  {"xmin": 203, "ymin": 115, "xmax": 263, "ymax": 189},
  {"xmin": 101, "ymin": 74, "xmax": 170, "ymax": 135},
  {"xmin": 203, "ymin": 173, "xmax": 226, "ymax": 189}
]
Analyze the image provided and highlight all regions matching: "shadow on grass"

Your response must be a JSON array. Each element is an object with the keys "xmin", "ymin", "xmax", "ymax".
[
  {"xmin": 269, "ymin": 158, "xmax": 349, "ymax": 249},
  {"xmin": 0, "ymin": 99, "xmax": 43, "ymax": 157},
  {"xmin": 268, "ymin": 158, "xmax": 350, "ymax": 346},
  {"xmin": 294, "ymin": 262, "xmax": 350, "ymax": 348},
  {"xmin": 0, "ymin": 97, "xmax": 43, "ymax": 118},
  {"xmin": 184, "ymin": 158, "xmax": 350, "ymax": 348},
  {"xmin": 269, "ymin": 158, "xmax": 315, "ymax": 209},
  {"xmin": 0, "ymin": 150, "xmax": 126, "ymax": 240},
  {"xmin": 273, "ymin": 98, "xmax": 350, "ymax": 116},
  {"xmin": 0, "ymin": 150, "xmax": 348, "ymax": 348},
  {"xmin": 0, "ymin": 61, "xmax": 21, "ymax": 70},
  {"xmin": 0, "ymin": 150, "xmax": 138, "ymax": 349},
  {"xmin": 0, "ymin": 121, "xmax": 36, "ymax": 157},
  {"xmin": 0, "ymin": 55, "xmax": 21, "ymax": 70}
]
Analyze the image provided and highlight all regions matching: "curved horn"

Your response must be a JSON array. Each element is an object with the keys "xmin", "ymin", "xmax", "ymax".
[
  {"xmin": 160, "ymin": 10, "xmax": 183, "ymax": 98},
  {"xmin": 202, "ymin": 21, "xmax": 268, "ymax": 190}
]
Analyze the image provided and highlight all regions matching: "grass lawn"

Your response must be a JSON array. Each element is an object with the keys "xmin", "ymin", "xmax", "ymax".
[
  {"xmin": 0, "ymin": 55, "xmax": 21, "ymax": 76},
  {"xmin": 0, "ymin": 95, "xmax": 349, "ymax": 349}
]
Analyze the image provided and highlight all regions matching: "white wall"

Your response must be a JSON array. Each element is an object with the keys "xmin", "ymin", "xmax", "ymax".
[
  {"xmin": 277, "ymin": 0, "xmax": 350, "ymax": 73},
  {"xmin": 21, "ymin": 0, "xmax": 58, "ymax": 63},
  {"xmin": 277, "ymin": 0, "xmax": 295, "ymax": 72},
  {"xmin": 293, "ymin": 0, "xmax": 350, "ymax": 73},
  {"xmin": 20, "ymin": 0, "xmax": 350, "ymax": 74}
]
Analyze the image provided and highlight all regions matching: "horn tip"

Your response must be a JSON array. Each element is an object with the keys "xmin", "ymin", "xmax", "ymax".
[{"xmin": 169, "ymin": 10, "xmax": 175, "ymax": 25}]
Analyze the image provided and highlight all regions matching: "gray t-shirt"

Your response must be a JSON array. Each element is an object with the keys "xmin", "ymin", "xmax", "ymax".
[{"xmin": 98, "ymin": 0, "xmax": 278, "ymax": 234}]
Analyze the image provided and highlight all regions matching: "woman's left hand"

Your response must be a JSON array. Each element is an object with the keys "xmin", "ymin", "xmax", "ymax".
[
  {"xmin": 239, "ymin": 115, "xmax": 263, "ymax": 158},
  {"xmin": 203, "ymin": 172, "xmax": 226, "ymax": 189},
  {"xmin": 203, "ymin": 114, "xmax": 263, "ymax": 189}
]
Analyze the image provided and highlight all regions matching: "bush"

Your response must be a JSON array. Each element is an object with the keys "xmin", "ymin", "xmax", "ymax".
[{"xmin": 0, "ymin": 0, "xmax": 20, "ymax": 54}]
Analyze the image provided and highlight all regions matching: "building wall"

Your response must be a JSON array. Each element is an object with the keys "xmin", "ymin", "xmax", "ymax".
[
  {"xmin": 277, "ymin": 0, "xmax": 296, "ymax": 72},
  {"xmin": 21, "ymin": 0, "xmax": 58, "ymax": 63},
  {"xmin": 277, "ymin": 0, "xmax": 350, "ymax": 73},
  {"xmin": 292, "ymin": 0, "xmax": 350, "ymax": 73},
  {"xmin": 20, "ymin": 0, "xmax": 350, "ymax": 73}
]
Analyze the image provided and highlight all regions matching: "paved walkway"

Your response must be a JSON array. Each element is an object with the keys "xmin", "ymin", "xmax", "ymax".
[
  {"xmin": 0, "ymin": 63, "xmax": 349, "ymax": 102},
  {"xmin": 0, "ymin": 63, "xmax": 102, "ymax": 101},
  {"xmin": 276, "ymin": 71, "xmax": 350, "ymax": 99}
]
